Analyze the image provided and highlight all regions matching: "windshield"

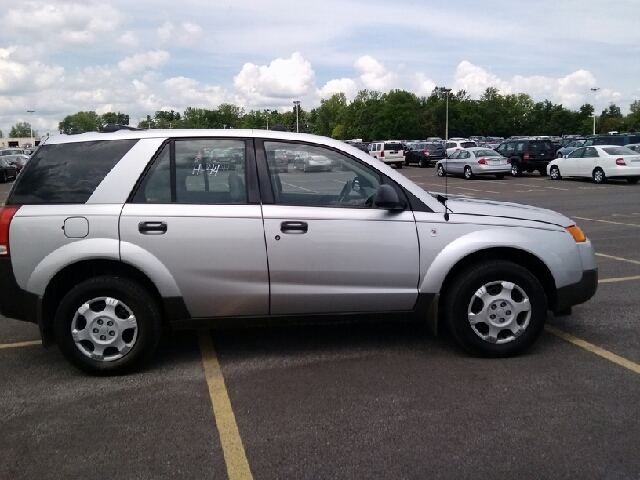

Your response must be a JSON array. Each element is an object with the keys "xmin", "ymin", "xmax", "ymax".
[
  {"xmin": 602, "ymin": 147, "xmax": 637, "ymax": 156},
  {"xmin": 460, "ymin": 142, "xmax": 476, "ymax": 148},
  {"xmin": 474, "ymin": 149, "xmax": 500, "ymax": 157}
]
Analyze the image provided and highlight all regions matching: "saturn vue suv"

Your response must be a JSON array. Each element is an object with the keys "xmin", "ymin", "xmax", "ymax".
[{"xmin": 0, "ymin": 130, "xmax": 598, "ymax": 375}]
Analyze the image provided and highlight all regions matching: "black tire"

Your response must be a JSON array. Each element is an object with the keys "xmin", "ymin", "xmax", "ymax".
[
  {"xmin": 419, "ymin": 157, "xmax": 427, "ymax": 168},
  {"xmin": 538, "ymin": 168, "xmax": 547, "ymax": 176},
  {"xmin": 404, "ymin": 158, "xmax": 410, "ymax": 166},
  {"xmin": 0, "ymin": 170, "xmax": 6, "ymax": 183},
  {"xmin": 396, "ymin": 162, "xmax": 403, "ymax": 169},
  {"xmin": 437, "ymin": 164, "xmax": 446, "ymax": 177},
  {"xmin": 444, "ymin": 261, "xmax": 547, "ymax": 357},
  {"xmin": 592, "ymin": 167, "xmax": 606, "ymax": 184},
  {"xmin": 511, "ymin": 162, "xmax": 522, "ymax": 177},
  {"xmin": 53, "ymin": 276, "xmax": 162, "ymax": 375},
  {"xmin": 495, "ymin": 174, "xmax": 505, "ymax": 180},
  {"xmin": 549, "ymin": 166, "xmax": 561, "ymax": 180},
  {"xmin": 464, "ymin": 166, "xmax": 474, "ymax": 180},
  {"xmin": 627, "ymin": 177, "xmax": 639, "ymax": 184}
]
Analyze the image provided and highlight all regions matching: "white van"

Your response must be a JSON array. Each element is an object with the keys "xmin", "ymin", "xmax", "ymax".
[{"xmin": 368, "ymin": 141, "xmax": 405, "ymax": 168}]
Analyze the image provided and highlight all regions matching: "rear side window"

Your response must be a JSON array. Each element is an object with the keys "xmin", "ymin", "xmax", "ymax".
[
  {"xmin": 460, "ymin": 142, "xmax": 476, "ymax": 148},
  {"xmin": 529, "ymin": 141, "xmax": 553, "ymax": 152},
  {"xmin": 8, "ymin": 140, "xmax": 138, "ymax": 205}
]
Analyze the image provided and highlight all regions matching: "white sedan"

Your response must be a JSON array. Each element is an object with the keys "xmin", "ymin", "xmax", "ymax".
[
  {"xmin": 547, "ymin": 145, "xmax": 640, "ymax": 184},
  {"xmin": 436, "ymin": 147, "xmax": 511, "ymax": 180}
]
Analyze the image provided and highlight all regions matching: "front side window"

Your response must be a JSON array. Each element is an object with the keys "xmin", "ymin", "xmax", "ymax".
[
  {"xmin": 568, "ymin": 148, "xmax": 585, "ymax": 158},
  {"xmin": 515, "ymin": 142, "xmax": 525, "ymax": 152},
  {"xmin": 265, "ymin": 141, "xmax": 383, "ymax": 209},
  {"xmin": 583, "ymin": 147, "xmax": 599, "ymax": 158}
]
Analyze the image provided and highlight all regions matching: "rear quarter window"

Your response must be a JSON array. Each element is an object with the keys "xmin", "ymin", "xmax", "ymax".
[{"xmin": 7, "ymin": 140, "xmax": 138, "ymax": 205}]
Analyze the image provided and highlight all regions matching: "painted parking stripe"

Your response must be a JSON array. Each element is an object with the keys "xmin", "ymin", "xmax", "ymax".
[
  {"xmin": 198, "ymin": 330, "xmax": 253, "ymax": 480},
  {"xmin": 0, "ymin": 340, "xmax": 41, "ymax": 350},
  {"xmin": 545, "ymin": 326, "xmax": 640, "ymax": 374},
  {"xmin": 573, "ymin": 216, "xmax": 640, "ymax": 228},
  {"xmin": 599, "ymin": 275, "xmax": 640, "ymax": 283},
  {"xmin": 595, "ymin": 253, "xmax": 640, "ymax": 265}
]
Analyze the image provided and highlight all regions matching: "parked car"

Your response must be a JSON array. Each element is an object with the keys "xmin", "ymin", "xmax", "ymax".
[
  {"xmin": 0, "ymin": 148, "xmax": 25, "ymax": 156},
  {"xmin": 548, "ymin": 145, "xmax": 640, "ymax": 184},
  {"xmin": 368, "ymin": 141, "xmax": 405, "ymax": 168},
  {"xmin": 0, "ymin": 130, "xmax": 597, "ymax": 374},
  {"xmin": 495, "ymin": 138, "xmax": 555, "ymax": 176},
  {"xmin": 0, "ymin": 157, "xmax": 19, "ymax": 182},
  {"xmin": 4, "ymin": 154, "xmax": 30, "ymax": 173},
  {"xmin": 267, "ymin": 150, "xmax": 289, "ymax": 173},
  {"xmin": 294, "ymin": 152, "xmax": 332, "ymax": 172},
  {"xmin": 404, "ymin": 142, "xmax": 446, "ymax": 167},
  {"xmin": 556, "ymin": 140, "xmax": 585, "ymax": 158},
  {"xmin": 583, "ymin": 134, "xmax": 640, "ymax": 147},
  {"xmin": 445, "ymin": 140, "xmax": 477, "ymax": 157},
  {"xmin": 436, "ymin": 147, "xmax": 510, "ymax": 180},
  {"xmin": 625, "ymin": 143, "xmax": 640, "ymax": 154}
]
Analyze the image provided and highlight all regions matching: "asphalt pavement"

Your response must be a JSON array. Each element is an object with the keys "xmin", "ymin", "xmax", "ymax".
[{"xmin": 1, "ymin": 168, "xmax": 639, "ymax": 479}]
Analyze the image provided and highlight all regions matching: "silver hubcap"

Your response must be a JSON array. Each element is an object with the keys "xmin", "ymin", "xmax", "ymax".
[
  {"xmin": 467, "ymin": 281, "xmax": 531, "ymax": 344},
  {"xmin": 71, "ymin": 296, "xmax": 138, "ymax": 362},
  {"xmin": 511, "ymin": 164, "xmax": 518, "ymax": 175},
  {"xmin": 465, "ymin": 168, "xmax": 471, "ymax": 178},
  {"xmin": 438, "ymin": 166, "xmax": 444, "ymax": 176},
  {"xmin": 551, "ymin": 168, "xmax": 558, "ymax": 179},
  {"xmin": 594, "ymin": 170, "xmax": 603, "ymax": 182}
]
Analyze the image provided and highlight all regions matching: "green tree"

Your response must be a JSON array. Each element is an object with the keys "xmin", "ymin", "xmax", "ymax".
[
  {"xmin": 313, "ymin": 93, "xmax": 348, "ymax": 138},
  {"xmin": 58, "ymin": 112, "xmax": 101, "ymax": 134},
  {"xmin": 10, "ymin": 122, "xmax": 36, "ymax": 138},
  {"xmin": 101, "ymin": 111, "xmax": 130, "ymax": 126}
]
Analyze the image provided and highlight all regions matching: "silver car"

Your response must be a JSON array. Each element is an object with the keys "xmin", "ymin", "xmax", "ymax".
[
  {"xmin": 0, "ymin": 130, "xmax": 597, "ymax": 374},
  {"xmin": 436, "ymin": 147, "xmax": 511, "ymax": 179}
]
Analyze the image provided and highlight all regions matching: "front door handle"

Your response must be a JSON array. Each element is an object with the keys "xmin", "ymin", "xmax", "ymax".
[
  {"xmin": 280, "ymin": 221, "xmax": 308, "ymax": 234},
  {"xmin": 139, "ymin": 221, "xmax": 167, "ymax": 234}
]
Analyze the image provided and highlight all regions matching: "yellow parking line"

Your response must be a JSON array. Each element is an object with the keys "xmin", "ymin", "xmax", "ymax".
[
  {"xmin": 599, "ymin": 275, "xmax": 640, "ymax": 283},
  {"xmin": 0, "ymin": 340, "xmax": 42, "ymax": 350},
  {"xmin": 198, "ymin": 330, "xmax": 253, "ymax": 480},
  {"xmin": 595, "ymin": 253, "xmax": 640, "ymax": 265},
  {"xmin": 545, "ymin": 326, "xmax": 640, "ymax": 374}
]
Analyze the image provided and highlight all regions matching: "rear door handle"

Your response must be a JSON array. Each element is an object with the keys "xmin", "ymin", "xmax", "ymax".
[
  {"xmin": 280, "ymin": 221, "xmax": 308, "ymax": 234},
  {"xmin": 139, "ymin": 221, "xmax": 167, "ymax": 234}
]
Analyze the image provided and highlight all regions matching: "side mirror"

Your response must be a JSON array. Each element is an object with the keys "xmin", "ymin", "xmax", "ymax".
[{"xmin": 375, "ymin": 184, "xmax": 404, "ymax": 210}]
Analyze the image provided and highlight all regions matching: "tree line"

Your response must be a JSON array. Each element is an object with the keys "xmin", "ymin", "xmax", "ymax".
[{"xmin": 10, "ymin": 87, "xmax": 640, "ymax": 141}]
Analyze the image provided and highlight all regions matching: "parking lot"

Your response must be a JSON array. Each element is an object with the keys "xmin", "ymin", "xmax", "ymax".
[{"xmin": 1, "ymin": 167, "xmax": 639, "ymax": 479}]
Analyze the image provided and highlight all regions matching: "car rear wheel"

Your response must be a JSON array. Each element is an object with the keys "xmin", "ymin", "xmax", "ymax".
[
  {"xmin": 593, "ymin": 167, "xmax": 606, "ymax": 184},
  {"xmin": 437, "ymin": 164, "xmax": 446, "ymax": 177},
  {"xmin": 511, "ymin": 162, "xmax": 522, "ymax": 177},
  {"xmin": 464, "ymin": 166, "xmax": 474, "ymax": 180},
  {"xmin": 404, "ymin": 159, "xmax": 410, "ymax": 166},
  {"xmin": 495, "ymin": 174, "xmax": 505, "ymax": 180},
  {"xmin": 53, "ymin": 276, "xmax": 162, "ymax": 375},
  {"xmin": 627, "ymin": 177, "xmax": 638, "ymax": 184},
  {"xmin": 549, "ymin": 166, "xmax": 561, "ymax": 180},
  {"xmin": 444, "ymin": 261, "xmax": 547, "ymax": 357},
  {"xmin": 396, "ymin": 162, "xmax": 403, "ymax": 169}
]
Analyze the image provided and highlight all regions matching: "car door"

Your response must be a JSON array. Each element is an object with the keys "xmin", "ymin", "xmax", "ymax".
[
  {"xmin": 120, "ymin": 137, "xmax": 270, "ymax": 319},
  {"xmin": 563, "ymin": 147, "xmax": 584, "ymax": 176},
  {"xmin": 258, "ymin": 140, "xmax": 420, "ymax": 315},
  {"xmin": 580, "ymin": 147, "xmax": 600, "ymax": 176}
]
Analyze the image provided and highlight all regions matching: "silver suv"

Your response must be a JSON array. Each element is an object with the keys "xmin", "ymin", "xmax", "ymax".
[{"xmin": 0, "ymin": 130, "xmax": 597, "ymax": 374}]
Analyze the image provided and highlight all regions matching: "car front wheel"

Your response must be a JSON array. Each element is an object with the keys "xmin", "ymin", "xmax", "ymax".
[
  {"xmin": 437, "ymin": 164, "xmax": 446, "ymax": 177},
  {"xmin": 444, "ymin": 261, "xmax": 547, "ymax": 357},
  {"xmin": 549, "ymin": 166, "xmax": 561, "ymax": 180},
  {"xmin": 464, "ymin": 166, "xmax": 474, "ymax": 180},
  {"xmin": 53, "ymin": 276, "xmax": 162, "ymax": 375},
  {"xmin": 593, "ymin": 167, "xmax": 606, "ymax": 184}
]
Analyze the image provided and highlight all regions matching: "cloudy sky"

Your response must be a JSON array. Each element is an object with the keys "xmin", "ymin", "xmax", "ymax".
[{"xmin": 1, "ymin": 0, "xmax": 639, "ymax": 136}]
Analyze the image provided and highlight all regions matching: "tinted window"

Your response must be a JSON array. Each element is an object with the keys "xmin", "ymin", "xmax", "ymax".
[
  {"xmin": 460, "ymin": 142, "xmax": 476, "ymax": 148},
  {"xmin": 568, "ymin": 148, "xmax": 585, "ymax": 158},
  {"xmin": 384, "ymin": 143, "xmax": 402, "ymax": 150},
  {"xmin": 529, "ymin": 141, "xmax": 553, "ymax": 152},
  {"xmin": 425, "ymin": 144, "xmax": 442, "ymax": 151},
  {"xmin": 8, "ymin": 140, "xmax": 137, "ymax": 205},
  {"xmin": 594, "ymin": 136, "xmax": 624, "ymax": 146}
]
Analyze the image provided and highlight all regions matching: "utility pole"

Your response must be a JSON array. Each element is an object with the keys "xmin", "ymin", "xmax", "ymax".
[
  {"xmin": 265, "ymin": 109, "xmax": 270, "ymax": 130},
  {"xmin": 443, "ymin": 89, "xmax": 451, "ymax": 141},
  {"xmin": 591, "ymin": 87, "xmax": 600, "ymax": 135},
  {"xmin": 293, "ymin": 101, "xmax": 300, "ymax": 133},
  {"xmin": 27, "ymin": 110, "xmax": 35, "ymax": 146}
]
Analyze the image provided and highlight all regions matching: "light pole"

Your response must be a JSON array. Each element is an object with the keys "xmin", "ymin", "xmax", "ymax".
[
  {"xmin": 293, "ymin": 101, "xmax": 300, "ymax": 133},
  {"xmin": 591, "ymin": 87, "xmax": 600, "ymax": 135},
  {"xmin": 265, "ymin": 109, "xmax": 271, "ymax": 130},
  {"xmin": 442, "ymin": 89, "xmax": 451, "ymax": 141},
  {"xmin": 27, "ymin": 110, "xmax": 35, "ymax": 146}
]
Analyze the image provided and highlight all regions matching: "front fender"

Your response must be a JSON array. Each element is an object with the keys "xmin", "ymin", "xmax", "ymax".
[{"xmin": 418, "ymin": 226, "xmax": 582, "ymax": 294}]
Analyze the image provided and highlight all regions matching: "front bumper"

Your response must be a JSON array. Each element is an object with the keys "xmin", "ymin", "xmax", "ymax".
[{"xmin": 554, "ymin": 268, "xmax": 598, "ymax": 313}]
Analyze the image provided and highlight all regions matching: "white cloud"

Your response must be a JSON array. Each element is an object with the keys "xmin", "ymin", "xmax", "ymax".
[
  {"xmin": 318, "ymin": 78, "xmax": 358, "ymax": 100},
  {"xmin": 119, "ymin": 31, "xmax": 140, "ymax": 48},
  {"xmin": 451, "ymin": 61, "xmax": 621, "ymax": 109},
  {"xmin": 415, "ymin": 73, "xmax": 436, "ymax": 97},
  {"xmin": 234, "ymin": 52, "xmax": 316, "ymax": 107},
  {"xmin": 118, "ymin": 50, "xmax": 170, "ymax": 74},
  {"xmin": 355, "ymin": 55, "xmax": 397, "ymax": 91},
  {"xmin": 157, "ymin": 21, "xmax": 204, "ymax": 46}
]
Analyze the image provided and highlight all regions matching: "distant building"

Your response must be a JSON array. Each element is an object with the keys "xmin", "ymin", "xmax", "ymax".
[{"xmin": 0, "ymin": 136, "xmax": 43, "ymax": 148}]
